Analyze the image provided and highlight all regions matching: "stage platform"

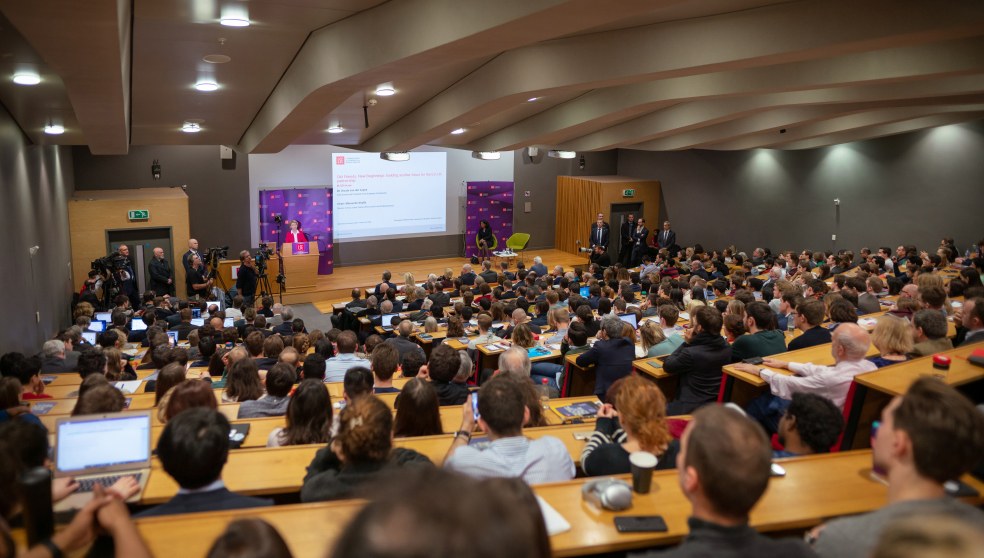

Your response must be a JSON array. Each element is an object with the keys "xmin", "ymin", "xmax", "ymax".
[{"xmin": 266, "ymin": 249, "xmax": 590, "ymax": 309}]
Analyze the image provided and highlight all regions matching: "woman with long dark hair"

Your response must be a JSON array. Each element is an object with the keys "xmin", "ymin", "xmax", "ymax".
[
  {"xmin": 477, "ymin": 219, "xmax": 495, "ymax": 260},
  {"xmin": 268, "ymin": 379, "xmax": 332, "ymax": 447},
  {"xmin": 393, "ymin": 378, "xmax": 443, "ymax": 438}
]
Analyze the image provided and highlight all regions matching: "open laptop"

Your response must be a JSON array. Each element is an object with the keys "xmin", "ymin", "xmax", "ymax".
[
  {"xmin": 94, "ymin": 312, "xmax": 112, "ymax": 323},
  {"xmin": 223, "ymin": 317, "xmax": 234, "ymax": 328},
  {"xmin": 53, "ymin": 411, "xmax": 152, "ymax": 511},
  {"xmin": 380, "ymin": 312, "xmax": 399, "ymax": 331},
  {"xmin": 579, "ymin": 286, "xmax": 590, "ymax": 297},
  {"xmin": 88, "ymin": 320, "xmax": 106, "ymax": 332},
  {"xmin": 190, "ymin": 317, "xmax": 205, "ymax": 327},
  {"xmin": 619, "ymin": 313, "xmax": 638, "ymax": 330},
  {"xmin": 81, "ymin": 331, "xmax": 97, "ymax": 345},
  {"xmin": 130, "ymin": 319, "xmax": 147, "ymax": 331}
]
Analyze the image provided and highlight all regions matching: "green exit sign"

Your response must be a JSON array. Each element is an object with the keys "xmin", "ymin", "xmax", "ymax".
[
  {"xmin": 623, "ymin": 189, "xmax": 635, "ymax": 197},
  {"xmin": 128, "ymin": 210, "xmax": 149, "ymax": 220}
]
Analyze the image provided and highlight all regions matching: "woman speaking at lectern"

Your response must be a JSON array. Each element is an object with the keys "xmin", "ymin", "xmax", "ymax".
[{"xmin": 285, "ymin": 220, "xmax": 308, "ymax": 243}]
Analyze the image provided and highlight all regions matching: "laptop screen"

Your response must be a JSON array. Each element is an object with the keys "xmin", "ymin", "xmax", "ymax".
[
  {"xmin": 82, "ymin": 331, "xmax": 97, "ymax": 345},
  {"xmin": 56, "ymin": 415, "xmax": 150, "ymax": 473},
  {"xmin": 88, "ymin": 321, "xmax": 106, "ymax": 332},
  {"xmin": 580, "ymin": 286, "xmax": 590, "ymax": 297},
  {"xmin": 190, "ymin": 318, "xmax": 205, "ymax": 327},
  {"xmin": 223, "ymin": 317, "xmax": 234, "ymax": 328},
  {"xmin": 209, "ymin": 299, "xmax": 224, "ymax": 312},
  {"xmin": 192, "ymin": 308, "xmax": 201, "ymax": 319},
  {"xmin": 94, "ymin": 312, "xmax": 112, "ymax": 323},
  {"xmin": 381, "ymin": 313, "xmax": 400, "ymax": 327},
  {"xmin": 619, "ymin": 313, "xmax": 638, "ymax": 330},
  {"xmin": 130, "ymin": 320, "xmax": 147, "ymax": 331}
]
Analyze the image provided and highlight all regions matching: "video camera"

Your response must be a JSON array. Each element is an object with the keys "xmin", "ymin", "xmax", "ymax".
[
  {"xmin": 254, "ymin": 245, "xmax": 274, "ymax": 274},
  {"xmin": 90, "ymin": 254, "xmax": 127, "ymax": 274},
  {"xmin": 204, "ymin": 246, "xmax": 229, "ymax": 268}
]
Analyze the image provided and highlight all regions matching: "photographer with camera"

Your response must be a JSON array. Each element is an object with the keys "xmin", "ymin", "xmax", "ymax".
[
  {"xmin": 236, "ymin": 250, "xmax": 259, "ymax": 305},
  {"xmin": 185, "ymin": 254, "xmax": 213, "ymax": 300}
]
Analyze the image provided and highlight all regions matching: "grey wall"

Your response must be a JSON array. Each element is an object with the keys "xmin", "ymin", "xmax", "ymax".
[
  {"xmin": 616, "ymin": 120, "xmax": 984, "ymax": 256},
  {"xmin": 513, "ymin": 149, "xmax": 618, "ymax": 249},
  {"xmin": 0, "ymin": 104, "xmax": 75, "ymax": 355},
  {"xmin": 73, "ymin": 145, "xmax": 251, "ymax": 255}
]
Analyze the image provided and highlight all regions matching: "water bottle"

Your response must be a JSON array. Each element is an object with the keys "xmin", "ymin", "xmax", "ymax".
[
  {"xmin": 536, "ymin": 378, "xmax": 550, "ymax": 409},
  {"xmin": 787, "ymin": 317, "xmax": 796, "ymax": 336}
]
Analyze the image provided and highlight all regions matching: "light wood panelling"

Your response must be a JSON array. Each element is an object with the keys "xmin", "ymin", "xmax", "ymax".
[
  {"xmin": 68, "ymin": 188, "xmax": 190, "ymax": 293},
  {"xmin": 555, "ymin": 176, "xmax": 660, "ymax": 256}
]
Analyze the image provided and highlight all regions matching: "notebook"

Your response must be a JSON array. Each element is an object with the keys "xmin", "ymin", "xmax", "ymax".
[{"xmin": 549, "ymin": 400, "xmax": 602, "ymax": 421}]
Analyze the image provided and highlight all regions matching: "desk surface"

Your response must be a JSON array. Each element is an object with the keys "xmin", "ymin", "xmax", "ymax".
[
  {"xmin": 855, "ymin": 341, "xmax": 984, "ymax": 396},
  {"xmin": 721, "ymin": 340, "xmax": 880, "ymax": 388},
  {"xmin": 129, "ymin": 449, "xmax": 984, "ymax": 558}
]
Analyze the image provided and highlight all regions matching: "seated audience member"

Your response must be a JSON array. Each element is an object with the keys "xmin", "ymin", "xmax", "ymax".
[
  {"xmin": 774, "ymin": 393, "xmax": 844, "ymax": 458},
  {"xmin": 170, "ymin": 308, "xmax": 198, "ymax": 341},
  {"xmin": 581, "ymin": 375, "xmax": 680, "ymax": 477},
  {"xmin": 467, "ymin": 314, "xmax": 502, "ymax": 350},
  {"xmin": 867, "ymin": 315, "xmax": 912, "ymax": 368},
  {"xmin": 330, "ymin": 469, "xmax": 550, "ymax": 558},
  {"xmin": 393, "ymin": 378, "xmax": 444, "ymax": 438},
  {"xmin": 859, "ymin": 276, "xmax": 884, "ymax": 314},
  {"xmin": 222, "ymin": 357, "xmax": 264, "ymax": 404},
  {"xmin": 575, "ymin": 314, "xmax": 636, "ymax": 399},
  {"xmin": 9, "ymin": 356, "xmax": 50, "ymax": 400},
  {"xmin": 74, "ymin": 346, "xmax": 109, "ymax": 381},
  {"xmin": 734, "ymin": 323, "xmax": 877, "ymax": 433},
  {"xmin": 400, "ymin": 351, "xmax": 425, "ymax": 378},
  {"xmin": 640, "ymin": 318, "xmax": 683, "ymax": 357},
  {"xmin": 385, "ymin": 320, "xmax": 426, "ymax": 361},
  {"xmin": 238, "ymin": 363, "xmax": 295, "ymax": 418},
  {"xmin": 868, "ymin": 515, "xmax": 984, "ymax": 558},
  {"xmin": 907, "ymin": 309, "xmax": 953, "ymax": 357},
  {"xmin": 723, "ymin": 314, "xmax": 746, "ymax": 343},
  {"xmin": 104, "ymin": 347, "xmax": 137, "ymax": 381},
  {"xmin": 0, "ymin": 377, "xmax": 46, "ymax": 429},
  {"xmin": 443, "ymin": 375, "xmax": 575, "ymax": 485},
  {"xmin": 153, "ymin": 363, "xmax": 187, "ymax": 418},
  {"xmin": 502, "ymin": 308, "xmax": 542, "ymax": 338},
  {"xmin": 787, "ymin": 299, "xmax": 833, "ymax": 351},
  {"xmin": 370, "ymin": 343, "xmax": 401, "ymax": 394},
  {"xmin": 813, "ymin": 378, "xmax": 984, "ymax": 558},
  {"xmin": 888, "ymin": 296, "xmax": 921, "ymax": 320},
  {"xmin": 205, "ymin": 518, "xmax": 292, "ymax": 558},
  {"xmin": 776, "ymin": 292, "xmax": 798, "ymax": 331},
  {"xmin": 71, "ymin": 376, "xmax": 127, "ymax": 416},
  {"xmin": 422, "ymin": 344, "xmax": 470, "ymax": 405},
  {"xmin": 544, "ymin": 308, "xmax": 570, "ymax": 344},
  {"xmin": 136, "ymin": 408, "xmax": 273, "ymax": 517},
  {"xmin": 916, "ymin": 284, "xmax": 948, "ymax": 315},
  {"xmin": 267, "ymin": 379, "xmax": 332, "ymax": 448},
  {"xmin": 128, "ymin": 311, "xmax": 157, "ymax": 346},
  {"xmin": 163, "ymin": 380, "xmax": 218, "ymax": 422},
  {"xmin": 633, "ymin": 404, "xmax": 814, "ymax": 558},
  {"xmin": 40, "ymin": 339, "xmax": 76, "ymax": 374},
  {"xmin": 324, "ymin": 331, "xmax": 371, "ymax": 383},
  {"xmin": 301, "ymin": 396, "xmax": 432, "ymax": 502},
  {"xmin": 255, "ymin": 336, "xmax": 284, "ymax": 371},
  {"xmin": 828, "ymin": 298, "xmax": 860, "ymax": 326},
  {"xmin": 730, "ymin": 301, "xmax": 787, "ymax": 362},
  {"xmin": 955, "ymin": 297, "xmax": 984, "ymax": 347},
  {"xmin": 278, "ymin": 347, "xmax": 301, "ymax": 374},
  {"xmin": 662, "ymin": 307, "xmax": 732, "ymax": 415}
]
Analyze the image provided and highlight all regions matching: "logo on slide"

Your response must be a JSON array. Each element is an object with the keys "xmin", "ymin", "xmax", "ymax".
[{"xmin": 335, "ymin": 156, "xmax": 345, "ymax": 165}]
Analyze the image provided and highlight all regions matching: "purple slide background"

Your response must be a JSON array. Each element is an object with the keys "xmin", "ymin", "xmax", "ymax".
[
  {"xmin": 465, "ymin": 181, "xmax": 514, "ymax": 258},
  {"xmin": 259, "ymin": 188, "xmax": 334, "ymax": 275}
]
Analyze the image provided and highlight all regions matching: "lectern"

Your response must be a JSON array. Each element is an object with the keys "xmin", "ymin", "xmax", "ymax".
[{"xmin": 276, "ymin": 242, "xmax": 320, "ymax": 290}]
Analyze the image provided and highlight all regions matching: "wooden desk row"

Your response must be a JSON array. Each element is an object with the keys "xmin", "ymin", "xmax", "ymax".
[{"xmin": 128, "ymin": 450, "xmax": 984, "ymax": 558}]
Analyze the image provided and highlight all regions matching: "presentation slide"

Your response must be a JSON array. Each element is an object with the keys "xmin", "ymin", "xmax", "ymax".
[{"xmin": 331, "ymin": 152, "xmax": 447, "ymax": 240}]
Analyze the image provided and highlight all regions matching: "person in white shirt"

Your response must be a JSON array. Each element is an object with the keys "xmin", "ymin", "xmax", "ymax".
[
  {"xmin": 324, "ymin": 331, "xmax": 371, "ymax": 382},
  {"xmin": 544, "ymin": 308, "xmax": 569, "ymax": 345},
  {"xmin": 443, "ymin": 374, "xmax": 575, "ymax": 485},
  {"xmin": 467, "ymin": 314, "xmax": 502, "ymax": 350},
  {"xmin": 733, "ymin": 322, "xmax": 876, "ymax": 434}
]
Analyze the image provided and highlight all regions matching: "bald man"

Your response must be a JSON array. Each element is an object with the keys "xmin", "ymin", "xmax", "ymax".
[
  {"xmin": 148, "ymin": 247, "xmax": 174, "ymax": 296},
  {"xmin": 182, "ymin": 238, "xmax": 204, "ymax": 271},
  {"xmin": 734, "ymin": 322, "xmax": 877, "ymax": 434}
]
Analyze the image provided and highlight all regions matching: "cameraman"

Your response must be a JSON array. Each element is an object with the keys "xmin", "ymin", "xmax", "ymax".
[
  {"xmin": 236, "ymin": 250, "xmax": 259, "ymax": 305},
  {"xmin": 590, "ymin": 245, "xmax": 612, "ymax": 268},
  {"xmin": 186, "ymin": 254, "xmax": 213, "ymax": 300},
  {"xmin": 117, "ymin": 245, "xmax": 140, "ymax": 309}
]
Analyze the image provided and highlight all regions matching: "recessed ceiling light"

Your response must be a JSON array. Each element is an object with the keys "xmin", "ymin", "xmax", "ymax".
[
  {"xmin": 196, "ymin": 82, "xmax": 218, "ymax": 91},
  {"xmin": 182, "ymin": 122, "xmax": 201, "ymax": 133},
  {"xmin": 44, "ymin": 125, "xmax": 64, "ymax": 135},
  {"xmin": 376, "ymin": 86, "xmax": 395, "ymax": 96},
  {"xmin": 471, "ymin": 151, "xmax": 500, "ymax": 160},
  {"xmin": 547, "ymin": 150, "xmax": 576, "ymax": 159},
  {"xmin": 203, "ymin": 54, "xmax": 231, "ymax": 64},
  {"xmin": 528, "ymin": 97, "xmax": 538, "ymax": 102},
  {"xmin": 381, "ymin": 152, "xmax": 409, "ymax": 161},
  {"xmin": 451, "ymin": 128, "xmax": 465, "ymax": 135},
  {"xmin": 220, "ymin": 18, "xmax": 249, "ymax": 27},
  {"xmin": 327, "ymin": 126, "xmax": 343, "ymax": 134},
  {"xmin": 13, "ymin": 74, "xmax": 40, "ymax": 85}
]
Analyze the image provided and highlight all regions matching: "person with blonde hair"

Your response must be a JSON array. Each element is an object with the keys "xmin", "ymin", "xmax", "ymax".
[
  {"xmin": 424, "ymin": 316, "xmax": 439, "ymax": 333},
  {"xmin": 73, "ymin": 301, "xmax": 94, "ymax": 321},
  {"xmin": 581, "ymin": 375, "xmax": 679, "ymax": 476},
  {"xmin": 510, "ymin": 323, "xmax": 537, "ymax": 349},
  {"xmin": 640, "ymin": 319, "xmax": 683, "ymax": 357},
  {"xmin": 726, "ymin": 299, "xmax": 745, "ymax": 319},
  {"xmin": 867, "ymin": 315, "xmax": 912, "ymax": 368}
]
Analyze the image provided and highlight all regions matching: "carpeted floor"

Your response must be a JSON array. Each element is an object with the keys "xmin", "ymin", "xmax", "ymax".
[{"xmin": 288, "ymin": 302, "xmax": 334, "ymax": 333}]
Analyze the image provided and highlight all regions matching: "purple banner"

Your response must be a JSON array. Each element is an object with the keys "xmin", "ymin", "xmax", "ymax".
[
  {"xmin": 259, "ymin": 188, "xmax": 334, "ymax": 275},
  {"xmin": 465, "ymin": 181, "xmax": 513, "ymax": 258}
]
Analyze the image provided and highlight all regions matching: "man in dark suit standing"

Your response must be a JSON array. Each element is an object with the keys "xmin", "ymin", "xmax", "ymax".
[
  {"xmin": 654, "ymin": 221, "xmax": 676, "ymax": 253},
  {"xmin": 630, "ymin": 218, "xmax": 649, "ymax": 267},
  {"xmin": 590, "ymin": 213, "xmax": 610, "ymax": 251},
  {"xmin": 182, "ymin": 239, "xmax": 204, "ymax": 271},
  {"xmin": 116, "ymin": 244, "xmax": 141, "ymax": 309},
  {"xmin": 134, "ymin": 408, "xmax": 272, "ymax": 517},
  {"xmin": 148, "ymin": 247, "xmax": 174, "ymax": 297},
  {"xmin": 618, "ymin": 213, "xmax": 635, "ymax": 267}
]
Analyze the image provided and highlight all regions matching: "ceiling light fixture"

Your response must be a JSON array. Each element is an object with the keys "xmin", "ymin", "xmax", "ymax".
[
  {"xmin": 547, "ymin": 150, "xmax": 576, "ymax": 159},
  {"xmin": 182, "ymin": 122, "xmax": 201, "ymax": 133},
  {"xmin": 451, "ymin": 128, "xmax": 465, "ymax": 135},
  {"xmin": 528, "ymin": 97, "xmax": 538, "ymax": 102},
  {"xmin": 220, "ymin": 18, "xmax": 249, "ymax": 27},
  {"xmin": 471, "ymin": 151, "xmax": 500, "ymax": 160},
  {"xmin": 376, "ymin": 86, "xmax": 395, "ymax": 96},
  {"xmin": 13, "ymin": 74, "xmax": 40, "ymax": 85},
  {"xmin": 327, "ymin": 126, "xmax": 343, "ymax": 134},
  {"xmin": 380, "ymin": 152, "xmax": 409, "ymax": 161},
  {"xmin": 44, "ymin": 124, "xmax": 64, "ymax": 135},
  {"xmin": 196, "ymin": 82, "xmax": 218, "ymax": 91}
]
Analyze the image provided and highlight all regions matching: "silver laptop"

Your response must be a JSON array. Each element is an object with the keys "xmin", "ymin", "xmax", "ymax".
[{"xmin": 53, "ymin": 410, "xmax": 152, "ymax": 511}]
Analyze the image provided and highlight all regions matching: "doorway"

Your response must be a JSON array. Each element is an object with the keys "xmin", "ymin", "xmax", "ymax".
[
  {"xmin": 610, "ymin": 202, "xmax": 644, "ymax": 266},
  {"xmin": 106, "ymin": 228, "xmax": 175, "ymax": 296}
]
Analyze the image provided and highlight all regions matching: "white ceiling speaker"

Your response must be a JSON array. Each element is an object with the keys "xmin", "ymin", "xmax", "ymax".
[
  {"xmin": 44, "ymin": 124, "xmax": 64, "ymax": 135},
  {"xmin": 380, "ymin": 152, "xmax": 409, "ymax": 161},
  {"xmin": 528, "ymin": 147, "xmax": 539, "ymax": 157},
  {"xmin": 203, "ymin": 54, "xmax": 231, "ymax": 64},
  {"xmin": 548, "ymin": 150, "xmax": 576, "ymax": 159},
  {"xmin": 471, "ymin": 151, "xmax": 500, "ymax": 160}
]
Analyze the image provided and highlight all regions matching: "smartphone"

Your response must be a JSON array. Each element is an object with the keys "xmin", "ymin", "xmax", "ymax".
[
  {"xmin": 471, "ymin": 394, "xmax": 480, "ymax": 421},
  {"xmin": 742, "ymin": 356, "xmax": 765, "ymax": 365},
  {"xmin": 770, "ymin": 463, "xmax": 786, "ymax": 477},
  {"xmin": 614, "ymin": 516, "xmax": 668, "ymax": 533}
]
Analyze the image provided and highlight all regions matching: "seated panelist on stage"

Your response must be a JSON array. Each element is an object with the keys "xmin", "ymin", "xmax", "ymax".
[
  {"xmin": 285, "ymin": 219, "xmax": 308, "ymax": 243},
  {"xmin": 477, "ymin": 219, "xmax": 495, "ymax": 259},
  {"xmin": 590, "ymin": 212, "xmax": 610, "ymax": 250}
]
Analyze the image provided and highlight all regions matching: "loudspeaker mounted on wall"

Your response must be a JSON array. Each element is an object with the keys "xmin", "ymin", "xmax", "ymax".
[
  {"xmin": 528, "ymin": 147, "xmax": 538, "ymax": 157},
  {"xmin": 220, "ymin": 146, "xmax": 234, "ymax": 160}
]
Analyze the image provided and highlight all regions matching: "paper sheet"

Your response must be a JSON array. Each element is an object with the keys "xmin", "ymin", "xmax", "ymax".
[
  {"xmin": 536, "ymin": 495, "xmax": 571, "ymax": 536},
  {"xmin": 113, "ymin": 380, "xmax": 143, "ymax": 394}
]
